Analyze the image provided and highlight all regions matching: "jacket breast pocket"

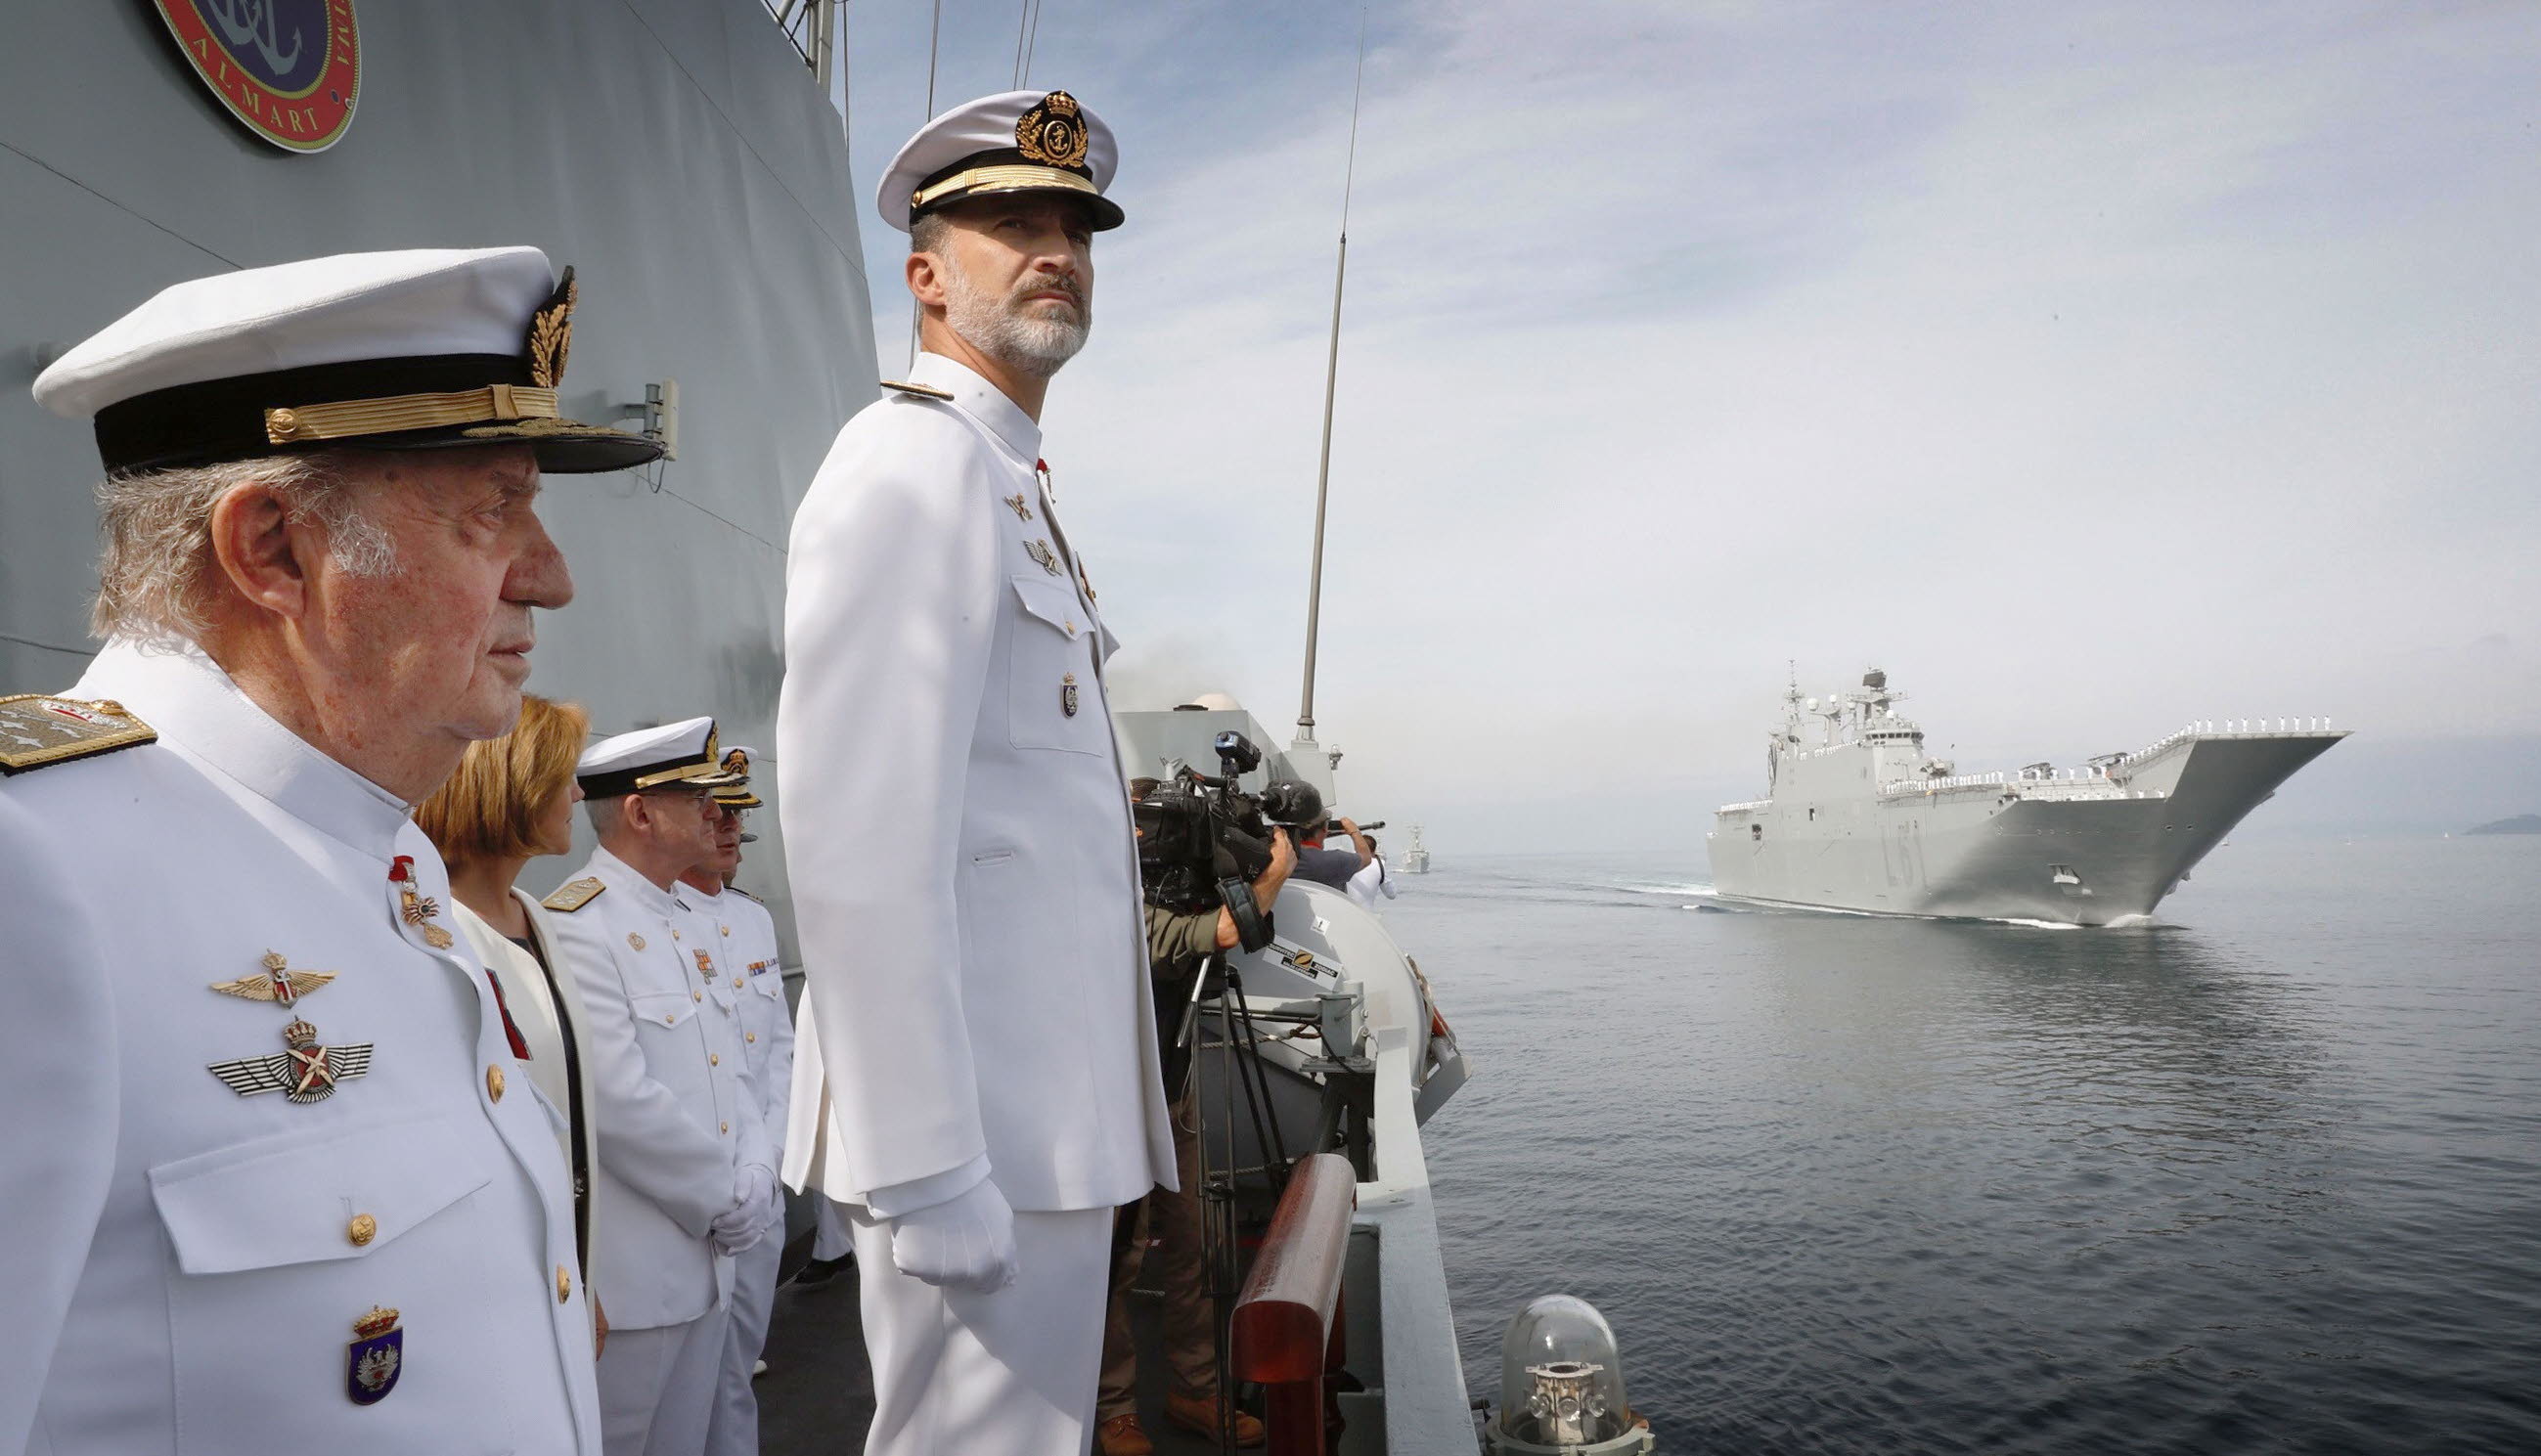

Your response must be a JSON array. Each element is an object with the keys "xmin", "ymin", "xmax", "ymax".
[
  {"xmin": 149, "ymin": 1117, "xmax": 503, "ymax": 1442},
  {"xmin": 631, "ymin": 987, "xmax": 699, "ymax": 1038},
  {"xmin": 1006, "ymin": 574, "xmax": 1105, "ymax": 755}
]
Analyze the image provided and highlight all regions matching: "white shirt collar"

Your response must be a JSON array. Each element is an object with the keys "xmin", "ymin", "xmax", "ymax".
[
  {"xmin": 73, "ymin": 639, "xmax": 415, "ymax": 860},
  {"xmin": 910, "ymin": 351, "xmax": 1042, "ymax": 463}
]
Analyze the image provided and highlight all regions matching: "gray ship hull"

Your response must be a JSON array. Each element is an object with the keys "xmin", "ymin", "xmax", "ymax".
[{"xmin": 1711, "ymin": 702, "xmax": 2344, "ymax": 925}]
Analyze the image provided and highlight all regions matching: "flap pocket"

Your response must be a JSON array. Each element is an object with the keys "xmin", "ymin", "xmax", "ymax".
[
  {"xmin": 632, "ymin": 988, "xmax": 693, "ymax": 1030},
  {"xmin": 1010, "ymin": 575, "xmax": 1088, "ymax": 640},
  {"xmin": 150, "ymin": 1117, "xmax": 494, "ymax": 1275}
]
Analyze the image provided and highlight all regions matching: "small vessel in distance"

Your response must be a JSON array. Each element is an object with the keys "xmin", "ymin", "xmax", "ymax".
[
  {"xmin": 1707, "ymin": 668, "xmax": 2347, "ymax": 925},
  {"xmin": 1402, "ymin": 823, "xmax": 1432, "ymax": 873}
]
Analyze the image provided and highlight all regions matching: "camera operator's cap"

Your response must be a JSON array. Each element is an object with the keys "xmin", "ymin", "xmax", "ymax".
[
  {"xmin": 576, "ymin": 717, "xmax": 748, "ymax": 799},
  {"xmin": 1261, "ymin": 778, "xmax": 1326, "ymax": 829},
  {"xmin": 878, "ymin": 89, "xmax": 1122, "ymax": 234},
  {"xmin": 711, "ymin": 746, "xmax": 764, "ymax": 809},
  {"xmin": 32, "ymin": 247, "xmax": 665, "ymax": 475}
]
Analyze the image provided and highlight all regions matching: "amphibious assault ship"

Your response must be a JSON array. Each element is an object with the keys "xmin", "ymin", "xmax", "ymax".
[{"xmin": 1707, "ymin": 669, "xmax": 2346, "ymax": 925}]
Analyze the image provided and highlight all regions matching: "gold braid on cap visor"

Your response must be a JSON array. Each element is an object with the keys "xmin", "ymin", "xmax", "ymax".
[
  {"xmin": 264, "ymin": 383, "xmax": 560, "ymax": 445},
  {"xmin": 910, "ymin": 164, "xmax": 1099, "ymax": 214}
]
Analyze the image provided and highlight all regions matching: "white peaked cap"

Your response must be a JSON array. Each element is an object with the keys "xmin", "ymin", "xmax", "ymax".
[
  {"xmin": 877, "ymin": 89, "xmax": 1122, "ymax": 233},
  {"xmin": 32, "ymin": 246, "xmax": 661, "ymax": 474},
  {"xmin": 576, "ymin": 717, "xmax": 746, "ymax": 798}
]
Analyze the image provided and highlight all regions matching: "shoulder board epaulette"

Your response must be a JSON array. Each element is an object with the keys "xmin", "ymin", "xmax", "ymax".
[
  {"xmin": 729, "ymin": 886, "xmax": 764, "ymax": 904},
  {"xmin": 0, "ymin": 694, "xmax": 156, "ymax": 775},
  {"xmin": 542, "ymin": 877, "xmax": 606, "ymax": 913},
  {"xmin": 881, "ymin": 379, "xmax": 956, "ymax": 401}
]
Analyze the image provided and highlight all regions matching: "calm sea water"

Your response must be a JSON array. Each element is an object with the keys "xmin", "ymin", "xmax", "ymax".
[{"xmin": 1383, "ymin": 834, "xmax": 2540, "ymax": 1453}]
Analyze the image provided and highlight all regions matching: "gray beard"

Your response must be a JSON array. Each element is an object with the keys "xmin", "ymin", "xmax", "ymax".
[{"xmin": 944, "ymin": 265, "xmax": 1091, "ymax": 379}]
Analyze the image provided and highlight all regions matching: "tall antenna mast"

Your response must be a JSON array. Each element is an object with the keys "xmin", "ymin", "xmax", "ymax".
[{"xmin": 1296, "ymin": 11, "xmax": 1367, "ymax": 742}]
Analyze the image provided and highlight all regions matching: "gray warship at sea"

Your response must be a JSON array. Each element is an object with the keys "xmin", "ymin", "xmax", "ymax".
[
  {"xmin": 1708, "ymin": 669, "xmax": 2346, "ymax": 925},
  {"xmin": 2, "ymin": 6, "xmax": 1517, "ymax": 1452}
]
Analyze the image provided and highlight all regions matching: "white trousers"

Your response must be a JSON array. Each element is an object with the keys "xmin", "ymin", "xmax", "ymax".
[
  {"xmin": 599, "ymin": 1306, "xmax": 729, "ymax": 1456},
  {"xmin": 812, "ymin": 1191, "xmax": 853, "ymax": 1261},
  {"xmin": 850, "ymin": 1204, "xmax": 1113, "ymax": 1456},
  {"xmin": 704, "ymin": 1223, "xmax": 785, "ymax": 1456}
]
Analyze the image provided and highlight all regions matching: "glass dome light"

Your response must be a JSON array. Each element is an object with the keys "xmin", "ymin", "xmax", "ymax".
[{"xmin": 1492, "ymin": 1295, "xmax": 1641, "ymax": 1451}]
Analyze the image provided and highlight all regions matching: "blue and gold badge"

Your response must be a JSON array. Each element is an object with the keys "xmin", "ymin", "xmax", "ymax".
[{"xmin": 346, "ymin": 1306, "xmax": 403, "ymax": 1405}]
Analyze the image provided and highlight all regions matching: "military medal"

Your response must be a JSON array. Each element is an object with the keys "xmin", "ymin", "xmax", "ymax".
[
  {"xmin": 210, "ymin": 949, "xmax": 337, "ymax": 1006},
  {"xmin": 346, "ymin": 1306, "xmax": 404, "ymax": 1405},
  {"xmin": 386, "ymin": 855, "xmax": 456, "ymax": 949},
  {"xmin": 1025, "ymin": 538, "xmax": 1062, "ymax": 576},
  {"xmin": 1004, "ymin": 492, "xmax": 1035, "ymax": 522},
  {"xmin": 694, "ymin": 949, "xmax": 717, "ymax": 979},
  {"xmin": 1062, "ymin": 672, "xmax": 1081, "ymax": 718},
  {"xmin": 207, "ymin": 1018, "xmax": 375, "ymax": 1103}
]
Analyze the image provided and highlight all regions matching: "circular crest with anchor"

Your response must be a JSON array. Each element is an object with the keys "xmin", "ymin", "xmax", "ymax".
[{"xmin": 152, "ymin": 0, "xmax": 362, "ymax": 154}]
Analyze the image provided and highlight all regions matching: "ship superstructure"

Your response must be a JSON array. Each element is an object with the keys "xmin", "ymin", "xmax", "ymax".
[{"xmin": 1707, "ymin": 669, "xmax": 2345, "ymax": 924}]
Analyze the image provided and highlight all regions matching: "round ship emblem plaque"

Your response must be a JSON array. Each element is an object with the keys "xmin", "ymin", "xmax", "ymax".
[{"xmin": 153, "ymin": 0, "xmax": 362, "ymax": 154}]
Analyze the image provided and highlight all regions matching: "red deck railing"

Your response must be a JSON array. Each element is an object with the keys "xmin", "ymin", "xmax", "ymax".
[{"xmin": 1229, "ymin": 1153, "xmax": 1358, "ymax": 1456}]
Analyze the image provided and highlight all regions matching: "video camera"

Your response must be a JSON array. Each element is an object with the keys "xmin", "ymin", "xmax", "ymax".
[{"xmin": 1133, "ymin": 730, "xmax": 1280, "ymax": 951}]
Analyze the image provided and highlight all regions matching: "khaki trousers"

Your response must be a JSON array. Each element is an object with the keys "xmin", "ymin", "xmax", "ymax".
[{"xmin": 1096, "ymin": 1092, "xmax": 1216, "ymax": 1421}]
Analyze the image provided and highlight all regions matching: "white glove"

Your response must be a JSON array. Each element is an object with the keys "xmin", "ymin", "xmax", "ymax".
[
  {"xmin": 712, "ymin": 1163, "xmax": 779, "ymax": 1255},
  {"xmin": 887, "ymin": 1177, "xmax": 1017, "ymax": 1293}
]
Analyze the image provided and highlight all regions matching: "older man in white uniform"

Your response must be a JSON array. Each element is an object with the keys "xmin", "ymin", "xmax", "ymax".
[
  {"xmin": 691, "ymin": 750, "xmax": 795, "ymax": 1455},
  {"xmin": 0, "ymin": 248, "xmax": 661, "ymax": 1453},
  {"xmin": 780, "ymin": 89, "xmax": 1175, "ymax": 1456},
  {"xmin": 546, "ymin": 720, "xmax": 778, "ymax": 1456}
]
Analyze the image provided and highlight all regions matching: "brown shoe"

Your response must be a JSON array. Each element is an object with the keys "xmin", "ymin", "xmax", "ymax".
[
  {"xmin": 1097, "ymin": 1413, "xmax": 1154, "ymax": 1456},
  {"xmin": 1163, "ymin": 1392, "xmax": 1266, "ymax": 1448}
]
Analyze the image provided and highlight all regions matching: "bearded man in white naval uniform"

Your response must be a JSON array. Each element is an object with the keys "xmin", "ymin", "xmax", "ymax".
[
  {"xmin": 0, "ymin": 248, "xmax": 662, "ymax": 1454},
  {"xmin": 544, "ymin": 720, "xmax": 777, "ymax": 1456},
  {"xmin": 779, "ymin": 89, "xmax": 1175, "ymax": 1456}
]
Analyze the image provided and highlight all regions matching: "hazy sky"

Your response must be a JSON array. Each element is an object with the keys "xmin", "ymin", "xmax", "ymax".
[{"xmin": 832, "ymin": 1, "xmax": 2541, "ymax": 848}]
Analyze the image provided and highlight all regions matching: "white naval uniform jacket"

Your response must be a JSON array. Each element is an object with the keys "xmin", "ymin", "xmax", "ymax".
[
  {"xmin": 778, "ymin": 350, "xmax": 1174, "ymax": 1215},
  {"xmin": 545, "ymin": 848, "xmax": 757, "ymax": 1331},
  {"xmin": 0, "ymin": 641, "xmax": 598, "ymax": 1456},
  {"xmin": 455, "ymin": 891, "xmax": 603, "ymax": 1320},
  {"xmin": 686, "ymin": 885, "xmax": 791, "ymax": 1169}
]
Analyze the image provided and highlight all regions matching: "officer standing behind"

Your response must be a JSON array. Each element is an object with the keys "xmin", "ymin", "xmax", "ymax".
[
  {"xmin": 1, "ymin": 247, "xmax": 661, "ymax": 1453},
  {"xmin": 545, "ymin": 720, "xmax": 779, "ymax": 1456},
  {"xmin": 779, "ymin": 90, "xmax": 1176, "ymax": 1456},
  {"xmin": 691, "ymin": 749, "xmax": 795, "ymax": 1456}
]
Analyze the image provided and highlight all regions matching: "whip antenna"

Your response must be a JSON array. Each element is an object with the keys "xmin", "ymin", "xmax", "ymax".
[{"xmin": 1296, "ymin": 10, "xmax": 1368, "ymax": 741}]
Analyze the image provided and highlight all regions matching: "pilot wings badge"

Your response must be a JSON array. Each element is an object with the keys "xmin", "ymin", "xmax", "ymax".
[
  {"xmin": 207, "ymin": 1019, "xmax": 374, "ymax": 1104},
  {"xmin": 209, "ymin": 949, "xmax": 337, "ymax": 1007}
]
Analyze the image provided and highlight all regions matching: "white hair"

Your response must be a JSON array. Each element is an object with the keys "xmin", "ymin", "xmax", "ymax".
[{"xmin": 91, "ymin": 452, "xmax": 399, "ymax": 644}]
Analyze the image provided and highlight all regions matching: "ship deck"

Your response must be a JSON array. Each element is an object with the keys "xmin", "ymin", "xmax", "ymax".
[{"xmin": 760, "ymin": 1229, "xmax": 1226, "ymax": 1455}]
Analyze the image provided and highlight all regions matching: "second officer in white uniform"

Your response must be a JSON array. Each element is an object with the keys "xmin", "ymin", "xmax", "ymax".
[
  {"xmin": 546, "ymin": 720, "xmax": 779, "ymax": 1456},
  {"xmin": 780, "ymin": 89, "xmax": 1175, "ymax": 1456},
  {"xmin": 691, "ymin": 750, "xmax": 795, "ymax": 1456}
]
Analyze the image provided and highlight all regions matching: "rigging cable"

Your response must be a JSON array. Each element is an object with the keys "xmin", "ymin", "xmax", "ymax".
[
  {"xmin": 908, "ymin": 0, "xmax": 945, "ymax": 372},
  {"xmin": 1012, "ymin": 0, "xmax": 1048, "ymax": 90}
]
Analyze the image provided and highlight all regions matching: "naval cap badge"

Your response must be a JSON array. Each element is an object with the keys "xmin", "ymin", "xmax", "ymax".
[
  {"xmin": 346, "ymin": 1306, "xmax": 404, "ymax": 1405},
  {"xmin": 525, "ymin": 266, "xmax": 577, "ymax": 389},
  {"xmin": 1016, "ymin": 91, "xmax": 1092, "ymax": 171}
]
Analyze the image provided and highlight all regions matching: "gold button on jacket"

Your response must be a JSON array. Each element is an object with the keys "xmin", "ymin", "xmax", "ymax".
[
  {"xmin": 347, "ymin": 1213, "xmax": 378, "ymax": 1247},
  {"xmin": 486, "ymin": 1065, "xmax": 507, "ymax": 1101}
]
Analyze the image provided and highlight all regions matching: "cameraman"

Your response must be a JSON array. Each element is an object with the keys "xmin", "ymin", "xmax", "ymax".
[{"xmin": 1099, "ymin": 782, "xmax": 1294, "ymax": 1453}]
